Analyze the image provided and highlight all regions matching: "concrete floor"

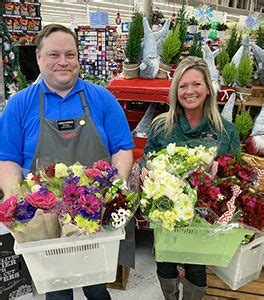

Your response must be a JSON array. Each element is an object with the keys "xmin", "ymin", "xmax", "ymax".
[{"xmin": 30, "ymin": 229, "xmax": 164, "ymax": 300}]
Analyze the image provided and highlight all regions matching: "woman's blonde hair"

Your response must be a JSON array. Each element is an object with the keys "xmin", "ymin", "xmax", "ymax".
[{"xmin": 154, "ymin": 56, "xmax": 223, "ymax": 135}]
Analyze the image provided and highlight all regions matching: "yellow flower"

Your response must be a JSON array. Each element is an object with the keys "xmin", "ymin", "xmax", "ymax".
[
  {"xmin": 68, "ymin": 164, "xmax": 84, "ymax": 177},
  {"xmin": 74, "ymin": 215, "xmax": 100, "ymax": 234}
]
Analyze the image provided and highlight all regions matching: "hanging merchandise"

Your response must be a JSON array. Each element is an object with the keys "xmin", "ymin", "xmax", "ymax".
[
  {"xmin": 2, "ymin": 0, "xmax": 42, "ymax": 44},
  {"xmin": 78, "ymin": 26, "xmax": 119, "ymax": 79}
]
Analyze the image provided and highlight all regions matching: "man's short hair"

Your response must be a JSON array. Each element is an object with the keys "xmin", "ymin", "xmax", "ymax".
[{"xmin": 36, "ymin": 24, "xmax": 78, "ymax": 51}]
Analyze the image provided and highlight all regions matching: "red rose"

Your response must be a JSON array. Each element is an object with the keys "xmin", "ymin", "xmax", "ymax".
[
  {"xmin": 92, "ymin": 160, "xmax": 110, "ymax": 171},
  {"xmin": 84, "ymin": 168, "xmax": 102, "ymax": 179},
  {"xmin": 24, "ymin": 191, "xmax": 57, "ymax": 209},
  {"xmin": 0, "ymin": 195, "xmax": 18, "ymax": 224}
]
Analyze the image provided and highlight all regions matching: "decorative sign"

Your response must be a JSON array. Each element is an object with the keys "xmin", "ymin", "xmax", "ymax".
[
  {"xmin": 121, "ymin": 22, "xmax": 130, "ymax": 33},
  {"xmin": 0, "ymin": 234, "xmax": 32, "ymax": 299},
  {"xmin": 194, "ymin": 5, "xmax": 213, "ymax": 23},
  {"xmin": 89, "ymin": 12, "xmax": 109, "ymax": 27}
]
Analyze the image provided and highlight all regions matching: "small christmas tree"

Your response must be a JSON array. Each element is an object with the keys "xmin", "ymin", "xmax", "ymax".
[
  {"xmin": 216, "ymin": 47, "xmax": 230, "ymax": 74},
  {"xmin": 256, "ymin": 25, "xmax": 264, "ymax": 49},
  {"xmin": 174, "ymin": 0, "xmax": 188, "ymax": 63},
  {"xmin": 0, "ymin": 19, "xmax": 20, "ymax": 99},
  {"xmin": 226, "ymin": 26, "xmax": 242, "ymax": 61}
]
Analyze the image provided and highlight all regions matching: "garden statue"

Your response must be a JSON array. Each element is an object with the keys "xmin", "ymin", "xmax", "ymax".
[
  {"xmin": 231, "ymin": 36, "xmax": 250, "ymax": 68},
  {"xmin": 251, "ymin": 42, "xmax": 264, "ymax": 86},
  {"xmin": 139, "ymin": 18, "xmax": 170, "ymax": 79},
  {"xmin": 220, "ymin": 92, "xmax": 236, "ymax": 123}
]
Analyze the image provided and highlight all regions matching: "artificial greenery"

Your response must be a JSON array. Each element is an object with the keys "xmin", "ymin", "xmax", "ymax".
[
  {"xmin": 216, "ymin": 23, "xmax": 228, "ymax": 31},
  {"xmin": 161, "ymin": 24, "xmax": 181, "ymax": 64},
  {"xmin": 174, "ymin": 0, "xmax": 188, "ymax": 63},
  {"xmin": 199, "ymin": 23, "xmax": 211, "ymax": 30},
  {"xmin": 256, "ymin": 25, "xmax": 264, "ymax": 49},
  {"xmin": 189, "ymin": 34, "xmax": 203, "ymax": 58},
  {"xmin": 124, "ymin": 11, "xmax": 144, "ymax": 64},
  {"xmin": 216, "ymin": 47, "xmax": 230, "ymax": 73},
  {"xmin": 189, "ymin": 16, "xmax": 198, "ymax": 26},
  {"xmin": 17, "ymin": 70, "xmax": 28, "ymax": 90},
  {"xmin": 237, "ymin": 54, "xmax": 253, "ymax": 87},
  {"xmin": 235, "ymin": 109, "xmax": 253, "ymax": 139},
  {"xmin": 226, "ymin": 26, "xmax": 242, "ymax": 61},
  {"xmin": 222, "ymin": 63, "xmax": 236, "ymax": 86}
]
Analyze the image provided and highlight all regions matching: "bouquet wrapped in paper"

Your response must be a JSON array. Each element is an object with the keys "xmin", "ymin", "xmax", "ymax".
[{"xmin": 0, "ymin": 160, "xmax": 139, "ymax": 242}]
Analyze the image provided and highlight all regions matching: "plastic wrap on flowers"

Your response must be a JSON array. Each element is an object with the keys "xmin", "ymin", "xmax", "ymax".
[
  {"xmin": 0, "ymin": 160, "xmax": 139, "ymax": 242},
  {"xmin": 140, "ymin": 143, "xmax": 217, "ymax": 231},
  {"xmin": 54, "ymin": 160, "xmax": 139, "ymax": 236}
]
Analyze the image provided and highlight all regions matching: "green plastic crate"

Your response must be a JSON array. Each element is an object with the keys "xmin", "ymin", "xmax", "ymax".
[{"xmin": 154, "ymin": 225, "xmax": 251, "ymax": 267}]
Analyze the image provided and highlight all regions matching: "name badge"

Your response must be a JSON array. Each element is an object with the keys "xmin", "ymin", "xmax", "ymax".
[
  {"xmin": 57, "ymin": 119, "xmax": 75, "ymax": 131},
  {"xmin": 200, "ymin": 132, "xmax": 218, "ymax": 141}
]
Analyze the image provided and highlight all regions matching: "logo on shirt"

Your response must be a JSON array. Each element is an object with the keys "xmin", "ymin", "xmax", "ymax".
[{"xmin": 61, "ymin": 132, "xmax": 76, "ymax": 139}]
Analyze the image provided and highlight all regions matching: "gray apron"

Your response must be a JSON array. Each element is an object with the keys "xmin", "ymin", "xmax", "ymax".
[{"xmin": 30, "ymin": 89, "xmax": 135, "ymax": 268}]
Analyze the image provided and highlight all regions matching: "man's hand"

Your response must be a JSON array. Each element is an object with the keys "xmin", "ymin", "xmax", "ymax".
[
  {"xmin": 0, "ymin": 161, "xmax": 23, "ymax": 200},
  {"xmin": 111, "ymin": 149, "xmax": 133, "ymax": 181}
]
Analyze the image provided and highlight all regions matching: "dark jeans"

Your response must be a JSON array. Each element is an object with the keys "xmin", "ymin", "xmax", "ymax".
[
  {"xmin": 157, "ymin": 262, "xmax": 206, "ymax": 287},
  {"xmin": 46, "ymin": 283, "xmax": 111, "ymax": 300}
]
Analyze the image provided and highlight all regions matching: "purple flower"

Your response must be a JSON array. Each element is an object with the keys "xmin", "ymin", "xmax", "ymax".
[
  {"xmin": 79, "ymin": 209, "xmax": 100, "ymax": 220},
  {"xmin": 17, "ymin": 201, "xmax": 37, "ymax": 222},
  {"xmin": 65, "ymin": 173, "xmax": 80, "ymax": 185},
  {"xmin": 39, "ymin": 187, "xmax": 48, "ymax": 195}
]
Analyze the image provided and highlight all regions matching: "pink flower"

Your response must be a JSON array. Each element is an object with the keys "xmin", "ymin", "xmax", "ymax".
[
  {"xmin": 208, "ymin": 186, "xmax": 221, "ymax": 200},
  {"xmin": 217, "ymin": 155, "xmax": 234, "ymax": 168},
  {"xmin": 24, "ymin": 191, "xmax": 57, "ymax": 209},
  {"xmin": 63, "ymin": 184, "xmax": 84, "ymax": 203},
  {"xmin": 92, "ymin": 160, "xmax": 110, "ymax": 171},
  {"xmin": 84, "ymin": 168, "xmax": 102, "ymax": 179},
  {"xmin": 79, "ymin": 194, "xmax": 103, "ymax": 215},
  {"xmin": 0, "ymin": 195, "xmax": 18, "ymax": 224}
]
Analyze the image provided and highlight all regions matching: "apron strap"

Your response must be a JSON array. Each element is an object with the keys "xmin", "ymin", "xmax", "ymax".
[
  {"xmin": 80, "ymin": 91, "xmax": 91, "ymax": 115},
  {"xmin": 40, "ymin": 89, "xmax": 44, "ymax": 117}
]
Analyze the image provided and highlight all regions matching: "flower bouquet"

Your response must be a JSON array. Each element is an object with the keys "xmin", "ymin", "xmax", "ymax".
[
  {"xmin": 141, "ymin": 145, "xmax": 251, "ymax": 267},
  {"xmin": 0, "ymin": 160, "xmax": 139, "ymax": 242}
]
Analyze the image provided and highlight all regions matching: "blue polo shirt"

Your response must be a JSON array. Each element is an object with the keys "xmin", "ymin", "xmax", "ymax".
[{"xmin": 0, "ymin": 78, "xmax": 134, "ymax": 171}]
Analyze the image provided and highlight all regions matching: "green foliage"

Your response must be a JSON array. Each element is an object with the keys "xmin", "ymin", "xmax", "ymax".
[
  {"xmin": 174, "ymin": 0, "xmax": 188, "ymax": 62},
  {"xmin": 235, "ymin": 109, "xmax": 253, "ymax": 139},
  {"xmin": 216, "ymin": 48, "xmax": 230, "ymax": 73},
  {"xmin": 189, "ymin": 16, "xmax": 198, "ymax": 25},
  {"xmin": 125, "ymin": 11, "xmax": 144, "ymax": 64},
  {"xmin": 216, "ymin": 23, "xmax": 228, "ymax": 31},
  {"xmin": 83, "ymin": 74, "xmax": 109, "ymax": 87},
  {"xmin": 189, "ymin": 34, "xmax": 203, "ymax": 58},
  {"xmin": 226, "ymin": 26, "xmax": 242, "ymax": 61},
  {"xmin": 237, "ymin": 54, "xmax": 253, "ymax": 87},
  {"xmin": 222, "ymin": 63, "xmax": 236, "ymax": 86},
  {"xmin": 17, "ymin": 71, "xmax": 28, "ymax": 90},
  {"xmin": 199, "ymin": 23, "xmax": 211, "ymax": 30},
  {"xmin": 161, "ymin": 24, "xmax": 181, "ymax": 64},
  {"xmin": 256, "ymin": 26, "xmax": 264, "ymax": 49}
]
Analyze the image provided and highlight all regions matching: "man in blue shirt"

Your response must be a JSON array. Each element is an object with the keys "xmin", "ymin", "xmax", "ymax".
[{"xmin": 0, "ymin": 24, "xmax": 134, "ymax": 300}]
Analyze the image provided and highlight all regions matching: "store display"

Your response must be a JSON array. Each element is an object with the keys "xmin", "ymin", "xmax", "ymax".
[
  {"xmin": 1, "ymin": 0, "xmax": 42, "ymax": 44},
  {"xmin": 78, "ymin": 26, "xmax": 119, "ymax": 79}
]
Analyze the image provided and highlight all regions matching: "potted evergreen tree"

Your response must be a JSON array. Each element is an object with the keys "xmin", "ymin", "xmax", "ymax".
[
  {"xmin": 188, "ymin": 17, "xmax": 199, "ymax": 34},
  {"xmin": 236, "ymin": 54, "xmax": 253, "ymax": 94},
  {"xmin": 123, "ymin": 11, "xmax": 144, "ymax": 79},
  {"xmin": 189, "ymin": 34, "xmax": 203, "ymax": 58},
  {"xmin": 216, "ymin": 47, "xmax": 230, "ymax": 75},
  {"xmin": 157, "ymin": 24, "xmax": 181, "ymax": 79},
  {"xmin": 218, "ymin": 62, "xmax": 237, "ymax": 102},
  {"xmin": 226, "ymin": 26, "xmax": 242, "ymax": 61}
]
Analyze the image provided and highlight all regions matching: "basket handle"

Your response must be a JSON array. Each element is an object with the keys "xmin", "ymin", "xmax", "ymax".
[{"xmin": 240, "ymin": 234, "xmax": 264, "ymax": 253}]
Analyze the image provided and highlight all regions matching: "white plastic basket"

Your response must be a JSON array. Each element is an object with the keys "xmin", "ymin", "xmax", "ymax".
[
  {"xmin": 209, "ymin": 234, "xmax": 264, "ymax": 290},
  {"xmin": 14, "ymin": 228, "xmax": 125, "ymax": 294}
]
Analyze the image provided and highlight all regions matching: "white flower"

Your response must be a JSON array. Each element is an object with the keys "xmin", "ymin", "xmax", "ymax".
[
  {"xmin": 166, "ymin": 143, "xmax": 177, "ymax": 156},
  {"xmin": 31, "ymin": 184, "xmax": 41, "ymax": 193},
  {"xmin": 55, "ymin": 163, "xmax": 68, "ymax": 178},
  {"xmin": 26, "ymin": 173, "xmax": 34, "ymax": 181}
]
